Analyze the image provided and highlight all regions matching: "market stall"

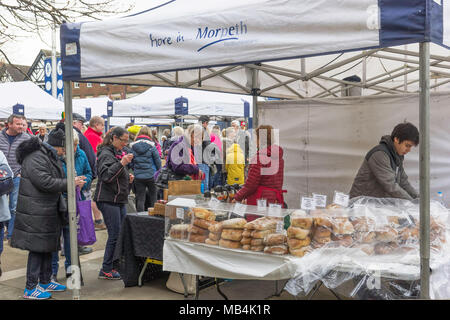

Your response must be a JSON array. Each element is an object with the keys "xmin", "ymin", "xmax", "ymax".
[{"xmin": 60, "ymin": 0, "xmax": 449, "ymax": 299}]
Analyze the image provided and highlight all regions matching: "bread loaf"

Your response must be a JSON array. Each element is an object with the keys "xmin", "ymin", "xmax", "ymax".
[
  {"xmin": 188, "ymin": 234, "xmax": 207, "ymax": 243},
  {"xmin": 242, "ymin": 230, "xmax": 252, "ymax": 238},
  {"xmin": 250, "ymin": 245, "xmax": 264, "ymax": 252},
  {"xmin": 205, "ymin": 238, "xmax": 219, "ymax": 245},
  {"xmin": 240, "ymin": 237, "xmax": 252, "ymax": 245},
  {"xmin": 264, "ymin": 245, "xmax": 288, "ymax": 255},
  {"xmin": 355, "ymin": 231, "xmax": 376, "ymax": 243},
  {"xmin": 250, "ymin": 238, "xmax": 264, "ymax": 246},
  {"xmin": 287, "ymin": 237, "xmax": 311, "ymax": 249},
  {"xmin": 313, "ymin": 226, "xmax": 331, "ymax": 238},
  {"xmin": 192, "ymin": 207, "xmax": 216, "ymax": 221},
  {"xmin": 169, "ymin": 224, "xmax": 189, "ymax": 239},
  {"xmin": 287, "ymin": 226, "xmax": 310, "ymax": 240},
  {"xmin": 244, "ymin": 217, "xmax": 280, "ymax": 230},
  {"xmin": 331, "ymin": 219, "xmax": 354, "ymax": 235},
  {"xmin": 208, "ymin": 221, "xmax": 223, "ymax": 234},
  {"xmin": 290, "ymin": 211, "xmax": 313, "ymax": 229},
  {"xmin": 264, "ymin": 233, "xmax": 287, "ymax": 246},
  {"xmin": 221, "ymin": 228, "xmax": 244, "ymax": 241},
  {"xmin": 242, "ymin": 244, "xmax": 251, "ymax": 250},
  {"xmin": 251, "ymin": 229, "xmax": 276, "ymax": 239},
  {"xmin": 188, "ymin": 224, "xmax": 209, "ymax": 236},
  {"xmin": 193, "ymin": 218, "xmax": 218, "ymax": 230},
  {"xmin": 313, "ymin": 216, "xmax": 332, "ymax": 228},
  {"xmin": 375, "ymin": 227, "xmax": 398, "ymax": 242},
  {"xmin": 289, "ymin": 246, "xmax": 312, "ymax": 258},
  {"xmin": 222, "ymin": 218, "xmax": 247, "ymax": 229},
  {"xmin": 219, "ymin": 239, "xmax": 241, "ymax": 249},
  {"xmin": 208, "ymin": 232, "xmax": 220, "ymax": 241}
]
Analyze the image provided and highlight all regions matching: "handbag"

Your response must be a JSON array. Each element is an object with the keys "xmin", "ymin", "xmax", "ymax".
[
  {"xmin": 166, "ymin": 272, "xmax": 196, "ymax": 295},
  {"xmin": 76, "ymin": 187, "xmax": 97, "ymax": 246},
  {"xmin": 0, "ymin": 163, "xmax": 14, "ymax": 196},
  {"xmin": 155, "ymin": 165, "xmax": 185, "ymax": 190}
]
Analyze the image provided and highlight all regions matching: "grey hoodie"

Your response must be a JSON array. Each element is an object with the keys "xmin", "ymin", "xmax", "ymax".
[{"xmin": 349, "ymin": 135, "xmax": 418, "ymax": 200}]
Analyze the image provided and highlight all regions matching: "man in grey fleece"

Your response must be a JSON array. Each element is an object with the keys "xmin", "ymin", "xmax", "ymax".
[{"xmin": 349, "ymin": 122, "xmax": 419, "ymax": 200}]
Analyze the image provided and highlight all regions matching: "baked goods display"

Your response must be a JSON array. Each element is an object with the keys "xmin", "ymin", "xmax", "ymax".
[{"xmin": 165, "ymin": 200, "xmax": 448, "ymax": 260}]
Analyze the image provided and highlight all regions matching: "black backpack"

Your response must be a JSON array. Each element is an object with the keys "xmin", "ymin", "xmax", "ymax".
[
  {"xmin": 0, "ymin": 163, "xmax": 14, "ymax": 196},
  {"xmin": 155, "ymin": 165, "xmax": 185, "ymax": 190}
]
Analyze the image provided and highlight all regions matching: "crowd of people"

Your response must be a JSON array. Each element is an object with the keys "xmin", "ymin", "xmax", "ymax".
[{"xmin": 0, "ymin": 112, "xmax": 288, "ymax": 300}]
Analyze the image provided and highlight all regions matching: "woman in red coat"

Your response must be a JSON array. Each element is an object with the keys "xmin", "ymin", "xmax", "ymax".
[{"xmin": 233, "ymin": 125, "xmax": 285, "ymax": 207}]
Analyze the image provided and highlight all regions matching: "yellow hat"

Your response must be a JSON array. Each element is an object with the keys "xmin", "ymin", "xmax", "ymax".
[{"xmin": 127, "ymin": 125, "xmax": 142, "ymax": 135}]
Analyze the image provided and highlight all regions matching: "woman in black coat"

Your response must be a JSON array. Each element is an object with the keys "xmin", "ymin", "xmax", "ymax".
[
  {"xmin": 12, "ymin": 130, "xmax": 85, "ymax": 299},
  {"xmin": 94, "ymin": 126, "xmax": 134, "ymax": 280}
]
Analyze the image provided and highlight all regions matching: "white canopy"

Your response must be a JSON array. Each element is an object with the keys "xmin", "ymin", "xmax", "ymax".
[
  {"xmin": 72, "ymin": 96, "xmax": 111, "ymax": 118},
  {"xmin": 112, "ymin": 86, "xmax": 250, "ymax": 118}
]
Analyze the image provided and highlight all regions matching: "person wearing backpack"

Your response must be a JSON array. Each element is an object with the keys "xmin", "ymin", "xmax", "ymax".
[
  {"xmin": 0, "ymin": 150, "xmax": 13, "ymax": 278},
  {"xmin": 130, "ymin": 126, "xmax": 161, "ymax": 212},
  {"xmin": 349, "ymin": 122, "xmax": 419, "ymax": 200}
]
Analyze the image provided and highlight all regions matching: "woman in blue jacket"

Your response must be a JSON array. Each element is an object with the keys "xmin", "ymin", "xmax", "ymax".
[{"xmin": 131, "ymin": 126, "xmax": 161, "ymax": 212}]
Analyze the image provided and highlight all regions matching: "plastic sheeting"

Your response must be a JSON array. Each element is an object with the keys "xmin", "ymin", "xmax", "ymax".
[{"xmin": 258, "ymin": 92, "xmax": 450, "ymax": 209}]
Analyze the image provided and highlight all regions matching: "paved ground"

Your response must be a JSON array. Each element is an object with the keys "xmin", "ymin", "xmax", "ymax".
[{"xmin": 0, "ymin": 228, "xmax": 342, "ymax": 301}]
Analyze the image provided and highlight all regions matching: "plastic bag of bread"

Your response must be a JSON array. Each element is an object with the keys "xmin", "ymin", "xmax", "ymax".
[
  {"xmin": 193, "ymin": 218, "xmax": 218, "ymax": 230},
  {"xmin": 375, "ymin": 226, "xmax": 398, "ymax": 242},
  {"xmin": 208, "ymin": 221, "xmax": 223, "ymax": 234},
  {"xmin": 251, "ymin": 228, "xmax": 276, "ymax": 239},
  {"xmin": 289, "ymin": 246, "xmax": 313, "ymax": 258},
  {"xmin": 250, "ymin": 238, "xmax": 264, "ymax": 246},
  {"xmin": 287, "ymin": 237, "xmax": 311, "ymax": 250},
  {"xmin": 331, "ymin": 218, "xmax": 354, "ymax": 235},
  {"xmin": 330, "ymin": 234, "xmax": 353, "ymax": 247},
  {"xmin": 264, "ymin": 233, "xmax": 287, "ymax": 246},
  {"xmin": 187, "ymin": 224, "xmax": 209, "ymax": 235},
  {"xmin": 169, "ymin": 224, "xmax": 189, "ymax": 240},
  {"xmin": 208, "ymin": 232, "xmax": 220, "ymax": 241},
  {"xmin": 190, "ymin": 207, "xmax": 216, "ymax": 221},
  {"xmin": 287, "ymin": 226, "xmax": 310, "ymax": 240},
  {"xmin": 264, "ymin": 245, "xmax": 288, "ymax": 255},
  {"xmin": 244, "ymin": 216, "xmax": 281, "ymax": 230},
  {"xmin": 240, "ymin": 237, "xmax": 252, "ymax": 245},
  {"xmin": 221, "ymin": 228, "xmax": 244, "ymax": 241},
  {"xmin": 222, "ymin": 218, "xmax": 247, "ymax": 229},
  {"xmin": 290, "ymin": 210, "xmax": 313, "ymax": 229},
  {"xmin": 242, "ymin": 229, "xmax": 252, "ymax": 238},
  {"xmin": 219, "ymin": 238, "xmax": 241, "ymax": 249}
]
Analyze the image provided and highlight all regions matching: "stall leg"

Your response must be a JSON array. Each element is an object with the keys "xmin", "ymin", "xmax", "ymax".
[
  {"xmin": 138, "ymin": 260, "xmax": 149, "ymax": 287},
  {"xmin": 215, "ymin": 278, "xmax": 228, "ymax": 300},
  {"xmin": 195, "ymin": 275, "xmax": 200, "ymax": 300},
  {"xmin": 178, "ymin": 273, "xmax": 189, "ymax": 298}
]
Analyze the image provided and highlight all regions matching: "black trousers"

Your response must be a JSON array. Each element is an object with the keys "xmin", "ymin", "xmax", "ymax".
[
  {"xmin": 134, "ymin": 178, "xmax": 157, "ymax": 212},
  {"xmin": 26, "ymin": 251, "xmax": 52, "ymax": 290}
]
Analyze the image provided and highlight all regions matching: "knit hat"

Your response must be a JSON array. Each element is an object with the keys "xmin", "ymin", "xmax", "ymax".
[
  {"xmin": 47, "ymin": 128, "xmax": 65, "ymax": 147},
  {"xmin": 127, "ymin": 125, "xmax": 141, "ymax": 136}
]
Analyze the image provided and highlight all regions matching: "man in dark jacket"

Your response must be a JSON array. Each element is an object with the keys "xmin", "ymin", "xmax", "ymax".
[
  {"xmin": 12, "ymin": 129, "xmax": 85, "ymax": 299},
  {"xmin": 349, "ymin": 122, "xmax": 419, "ymax": 200}
]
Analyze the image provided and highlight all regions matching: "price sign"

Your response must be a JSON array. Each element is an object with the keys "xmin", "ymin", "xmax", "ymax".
[
  {"xmin": 276, "ymin": 221, "xmax": 284, "ymax": 233},
  {"xmin": 257, "ymin": 198, "xmax": 267, "ymax": 211},
  {"xmin": 312, "ymin": 193, "xmax": 327, "ymax": 208},
  {"xmin": 268, "ymin": 203, "xmax": 282, "ymax": 217},
  {"xmin": 301, "ymin": 197, "xmax": 316, "ymax": 211},
  {"xmin": 176, "ymin": 208, "xmax": 184, "ymax": 219},
  {"xmin": 233, "ymin": 203, "xmax": 247, "ymax": 216},
  {"xmin": 208, "ymin": 197, "xmax": 221, "ymax": 209},
  {"xmin": 333, "ymin": 192, "xmax": 349, "ymax": 207}
]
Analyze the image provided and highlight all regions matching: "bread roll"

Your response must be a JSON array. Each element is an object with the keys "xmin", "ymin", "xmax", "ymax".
[
  {"xmin": 188, "ymin": 234, "xmax": 207, "ymax": 243},
  {"xmin": 331, "ymin": 220, "xmax": 354, "ymax": 235},
  {"xmin": 312, "ymin": 235, "xmax": 331, "ymax": 245},
  {"xmin": 222, "ymin": 218, "xmax": 247, "ymax": 229},
  {"xmin": 242, "ymin": 244, "xmax": 251, "ymax": 250},
  {"xmin": 169, "ymin": 224, "xmax": 189, "ymax": 239},
  {"xmin": 289, "ymin": 246, "xmax": 312, "ymax": 258},
  {"xmin": 264, "ymin": 245, "xmax": 288, "ymax": 255},
  {"xmin": 192, "ymin": 207, "xmax": 216, "ymax": 221},
  {"xmin": 250, "ymin": 245, "xmax": 264, "ymax": 252},
  {"xmin": 250, "ymin": 238, "xmax": 264, "ymax": 246},
  {"xmin": 221, "ymin": 228, "xmax": 244, "ymax": 241},
  {"xmin": 400, "ymin": 227, "xmax": 419, "ymax": 241},
  {"xmin": 208, "ymin": 221, "xmax": 223, "ymax": 234},
  {"xmin": 240, "ymin": 237, "xmax": 252, "ymax": 245},
  {"xmin": 331, "ymin": 234, "xmax": 353, "ymax": 247},
  {"xmin": 242, "ymin": 230, "xmax": 252, "ymax": 238},
  {"xmin": 188, "ymin": 224, "xmax": 209, "ymax": 235},
  {"xmin": 356, "ymin": 231, "xmax": 376, "ymax": 243},
  {"xmin": 264, "ymin": 233, "xmax": 287, "ymax": 246},
  {"xmin": 290, "ymin": 216, "xmax": 313, "ymax": 229},
  {"xmin": 205, "ymin": 238, "xmax": 219, "ymax": 245},
  {"xmin": 287, "ymin": 237, "xmax": 311, "ymax": 249},
  {"xmin": 375, "ymin": 227, "xmax": 398, "ymax": 242},
  {"xmin": 193, "ymin": 218, "xmax": 218, "ymax": 230},
  {"xmin": 208, "ymin": 232, "xmax": 220, "ymax": 241},
  {"xmin": 219, "ymin": 239, "xmax": 241, "ymax": 249},
  {"xmin": 287, "ymin": 226, "xmax": 310, "ymax": 240},
  {"xmin": 251, "ymin": 229, "xmax": 276, "ymax": 239},
  {"xmin": 351, "ymin": 218, "xmax": 374, "ymax": 232},
  {"xmin": 313, "ymin": 226, "xmax": 331, "ymax": 238},
  {"xmin": 313, "ymin": 216, "xmax": 332, "ymax": 228},
  {"xmin": 244, "ymin": 217, "xmax": 280, "ymax": 230}
]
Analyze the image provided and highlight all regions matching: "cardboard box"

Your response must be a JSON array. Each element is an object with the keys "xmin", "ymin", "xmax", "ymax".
[{"xmin": 163, "ymin": 180, "xmax": 202, "ymax": 201}]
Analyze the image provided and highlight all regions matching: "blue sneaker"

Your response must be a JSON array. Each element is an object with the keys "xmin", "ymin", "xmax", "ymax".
[
  {"xmin": 98, "ymin": 269, "xmax": 121, "ymax": 280},
  {"xmin": 23, "ymin": 287, "xmax": 52, "ymax": 300},
  {"xmin": 38, "ymin": 281, "xmax": 66, "ymax": 292}
]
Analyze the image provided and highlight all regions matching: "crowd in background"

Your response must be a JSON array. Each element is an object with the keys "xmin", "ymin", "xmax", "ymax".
[{"xmin": 0, "ymin": 112, "xmax": 286, "ymax": 300}]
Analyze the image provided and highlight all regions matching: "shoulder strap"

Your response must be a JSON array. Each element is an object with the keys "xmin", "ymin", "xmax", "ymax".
[{"xmin": 365, "ymin": 143, "xmax": 397, "ymax": 171}]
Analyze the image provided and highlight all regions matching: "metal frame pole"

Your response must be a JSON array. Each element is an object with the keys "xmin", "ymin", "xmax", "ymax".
[
  {"xmin": 419, "ymin": 42, "xmax": 430, "ymax": 300},
  {"xmin": 251, "ymin": 68, "xmax": 259, "ymax": 130},
  {"xmin": 64, "ymin": 81, "xmax": 81, "ymax": 300}
]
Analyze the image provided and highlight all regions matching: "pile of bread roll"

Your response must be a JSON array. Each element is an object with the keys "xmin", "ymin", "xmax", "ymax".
[
  {"xmin": 240, "ymin": 217, "xmax": 282, "ymax": 252},
  {"xmin": 168, "ymin": 207, "xmax": 217, "ymax": 243},
  {"xmin": 218, "ymin": 218, "xmax": 247, "ymax": 249},
  {"xmin": 287, "ymin": 210, "xmax": 313, "ymax": 257}
]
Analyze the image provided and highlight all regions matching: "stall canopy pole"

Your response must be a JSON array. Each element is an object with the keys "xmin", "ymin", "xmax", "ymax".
[
  {"xmin": 251, "ymin": 67, "xmax": 259, "ymax": 129},
  {"xmin": 419, "ymin": 41, "xmax": 430, "ymax": 300},
  {"xmin": 63, "ymin": 81, "xmax": 81, "ymax": 300}
]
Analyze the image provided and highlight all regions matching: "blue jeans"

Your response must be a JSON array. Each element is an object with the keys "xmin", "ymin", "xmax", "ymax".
[
  {"xmin": 7, "ymin": 176, "xmax": 20, "ymax": 240},
  {"xmin": 210, "ymin": 164, "xmax": 223, "ymax": 188},
  {"xmin": 51, "ymin": 225, "xmax": 71, "ymax": 277},
  {"xmin": 97, "ymin": 202, "xmax": 126, "ymax": 273},
  {"xmin": 197, "ymin": 164, "xmax": 210, "ymax": 192}
]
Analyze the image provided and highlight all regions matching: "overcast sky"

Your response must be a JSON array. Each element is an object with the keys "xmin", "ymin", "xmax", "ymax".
[{"xmin": 2, "ymin": 1, "xmax": 156, "ymax": 66}]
